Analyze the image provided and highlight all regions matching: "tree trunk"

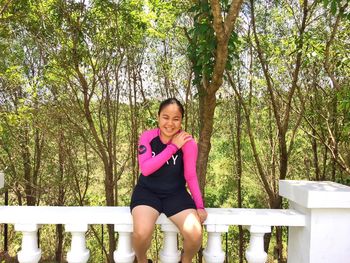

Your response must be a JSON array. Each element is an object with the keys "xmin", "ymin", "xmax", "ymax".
[
  {"xmin": 278, "ymin": 133, "xmax": 288, "ymax": 181},
  {"xmin": 322, "ymin": 145, "xmax": 328, "ymax": 181},
  {"xmin": 55, "ymin": 224, "xmax": 64, "ymax": 262},
  {"xmin": 275, "ymin": 226, "xmax": 285, "ymax": 263},
  {"xmin": 56, "ymin": 122, "xmax": 65, "ymax": 262},
  {"xmin": 195, "ymin": 0, "xmax": 244, "ymax": 193},
  {"xmin": 22, "ymin": 125, "xmax": 35, "ymax": 206},
  {"xmin": 105, "ymin": 166, "xmax": 116, "ymax": 263},
  {"xmin": 235, "ymin": 93, "xmax": 244, "ymax": 263},
  {"xmin": 128, "ymin": 60, "xmax": 139, "ymax": 188},
  {"xmin": 196, "ymin": 88, "xmax": 216, "ymax": 263},
  {"xmin": 197, "ymin": 92, "xmax": 216, "ymax": 194},
  {"xmin": 331, "ymin": 94, "xmax": 338, "ymax": 182},
  {"xmin": 4, "ymin": 190, "xmax": 8, "ymax": 254},
  {"xmin": 312, "ymin": 128, "xmax": 320, "ymax": 181}
]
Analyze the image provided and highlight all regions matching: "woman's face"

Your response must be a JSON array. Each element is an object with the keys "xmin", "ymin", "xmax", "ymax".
[{"xmin": 158, "ymin": 103, "xmax": 182, "ymax": 142}]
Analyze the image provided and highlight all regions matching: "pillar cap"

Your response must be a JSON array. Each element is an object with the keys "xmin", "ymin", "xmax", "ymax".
[{"xmin": 279, "ymin": 180, "xmax": 350, "ymax": 208}]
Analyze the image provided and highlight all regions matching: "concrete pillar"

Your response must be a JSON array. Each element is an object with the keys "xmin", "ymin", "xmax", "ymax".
[{"xmin": 280, "ymin": 180, "xmax": 350, "ymax": 263}]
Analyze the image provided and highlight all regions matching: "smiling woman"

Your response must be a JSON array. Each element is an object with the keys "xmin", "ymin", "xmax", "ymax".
[
  {"xmin": 157, "ymin": 102, "xmax": 183, "ymax": 143},
  {"xmin": 130, "ymin": 98, "xmax": 207, "ymax": 263}
]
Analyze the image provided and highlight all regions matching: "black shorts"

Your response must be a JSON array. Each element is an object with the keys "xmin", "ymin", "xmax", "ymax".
[{"xmin": 130, "ymin": 184, "xmax": 196, "ymax": 217}]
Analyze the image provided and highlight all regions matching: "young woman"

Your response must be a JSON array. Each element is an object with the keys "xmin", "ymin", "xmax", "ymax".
[{"xmin": 130, "ymin": 98, "xmax": 207, "ymax": 263}]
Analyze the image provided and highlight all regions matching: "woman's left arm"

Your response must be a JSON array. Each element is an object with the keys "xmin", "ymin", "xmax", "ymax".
[{"xmin": 182, "ymin": 139, "xmax": 207, "ymax": 223}]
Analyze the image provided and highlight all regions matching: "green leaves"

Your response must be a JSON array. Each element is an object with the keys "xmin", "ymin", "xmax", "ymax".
[
  {"xmin": 322, "ymin": 0, "xmax": 350, "ymax": 16},
  {"xmin": 187, "ymin": 3, "xmax": 217, "ymax": 85},
  {"xmin": 187, "ymin": 2, "xmax": 215, "ymax": 85},
  {"xmin": 322, "ymin": 0, "xmax": 339, "ymax": 15},
  {"xmin": 187, "ymin": 1, "xmax": 240, "ymax": 86}
]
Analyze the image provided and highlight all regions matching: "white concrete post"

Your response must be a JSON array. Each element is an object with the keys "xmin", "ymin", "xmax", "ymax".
[
  {"xmin": 15, "ymin": 224, "xmax": 41, "ymax": 263},
  {"xmin": 159, "ymin": 223, "xmax": 181, "ymax": 263},
  {"xmin": 66, "ymin": 224, "xmax": 90, "ymax": 263},
  {"xmin": 245, "ymin": 225, "xmax": 271, "ymax": 263},
  {"xmin": 203, "ymin": 224, "xmax": 229, "ymax": 263},
  {"xmin": 114, "ymin": 224, "xmax": 135, "ymax": 263},
  {"xmin": 280, "ymin": 180, "xmax": 350, "ymax": 263}
]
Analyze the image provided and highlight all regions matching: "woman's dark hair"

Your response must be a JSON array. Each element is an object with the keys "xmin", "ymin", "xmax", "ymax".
[{"xmin": 158, "ymin": 98, "xmax": 185, "ymax": 118}]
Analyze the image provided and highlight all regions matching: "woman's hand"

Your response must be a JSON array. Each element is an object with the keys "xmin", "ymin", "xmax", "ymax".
[
  {"xmin": 171, "ymin": 131, "xmax": 192, "ymax": 149},
  {"xmin": 196, "ymin": 208, "xmax": 208, "ymax": 224}
]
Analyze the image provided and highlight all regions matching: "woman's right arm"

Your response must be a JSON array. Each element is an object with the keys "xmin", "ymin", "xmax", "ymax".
[{"xmin": 138, "ymin": 130, "xmax": 178, "ymax": 176}]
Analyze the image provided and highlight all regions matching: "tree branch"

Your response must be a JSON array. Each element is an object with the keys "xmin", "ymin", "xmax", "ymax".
[{"xmin": 224, "ymin": 0, "xmax": 244, "ymax": 34}]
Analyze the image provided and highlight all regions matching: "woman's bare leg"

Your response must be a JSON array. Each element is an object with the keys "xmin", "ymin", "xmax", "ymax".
[
  {"xmin": 132, "ymin": 205, "xmax": 159, "ymax": 263},
  {"xmin": 169, "ymin": 209, "xmax": 202, "ymax": 263}
]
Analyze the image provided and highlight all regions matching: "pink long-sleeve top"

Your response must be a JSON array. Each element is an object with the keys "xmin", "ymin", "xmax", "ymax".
[{"xmin": 137, "ymin": 128, "xmax": 204, "ymax": 209}]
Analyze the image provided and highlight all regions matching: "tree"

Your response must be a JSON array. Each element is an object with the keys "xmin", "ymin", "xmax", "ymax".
[{"xmin": 187, "ymin": 0, "xmax": 243, "ymax": 199}]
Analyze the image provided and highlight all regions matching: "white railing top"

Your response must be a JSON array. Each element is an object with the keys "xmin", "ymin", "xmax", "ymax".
[
  {"xmin": 280, "ymin": 180, "xmax": 350, "ymax": 208},
  {"xmin": 204, "ymin": 208, "xmax": 305, "ymax": 226},
  {"xmin": 0, "ymin": 206, "xmax": 306, "ymax": 227}
]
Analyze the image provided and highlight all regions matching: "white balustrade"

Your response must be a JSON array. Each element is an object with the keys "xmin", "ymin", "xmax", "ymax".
[
  {"xmin": 203, "ymin": 224, "xmax": 229, "ymax": 263},
  {"xmin": 66, "ymin": 224, "xmax": 90, "ymax": 263},
  {"xmin": 2, "ymin": 180, "xmax": 350, "ymax": 262},
  {"xmin": 15, "ymin": 224, "xmax": 41, "ymax": 263},
  {"xmin": 159, "ymin": 223, "xmax": 181, "ymax": 263},
  {"xmin": 245, "ymin": 225, "xmax": 271, "ymax": 263},
  {"xmin": 114, "ymin": 224, "xmax": 135, "ymax": 263}
]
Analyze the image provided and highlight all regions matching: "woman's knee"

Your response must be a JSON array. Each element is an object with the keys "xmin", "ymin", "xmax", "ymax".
[
  {"xmin": 133, "ymin": 226, "xmax": 154, "ymax": 242},
  {"xmin": 182, "ymin": 226, "xmax": 202, "ymax": 246}
]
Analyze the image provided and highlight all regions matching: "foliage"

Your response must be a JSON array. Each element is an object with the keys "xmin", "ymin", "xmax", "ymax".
[
  {"xmin": 187, "ymin": 1, "xmax": 240, "ymax": 85},
  {"xmin": 0, "ymin": 0, "xmax": 350, "ymax": 262}
]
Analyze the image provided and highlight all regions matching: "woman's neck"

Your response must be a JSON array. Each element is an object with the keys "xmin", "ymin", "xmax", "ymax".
[{"xmin": 159, "ymin": 130, "xmax": 172, "ymax": 144}]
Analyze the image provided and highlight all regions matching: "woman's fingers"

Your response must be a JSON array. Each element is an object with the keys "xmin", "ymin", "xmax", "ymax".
[
  {"xmin": 172, "ymin": 131, "xmax": 192, "ymax": 148},
  {"xmin": 197, "ymin": 209, "xmax": 208, "ymax": 224}
]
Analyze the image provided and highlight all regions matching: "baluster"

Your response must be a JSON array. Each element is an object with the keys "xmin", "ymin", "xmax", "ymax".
[
  {"xmin": 203, "ymin": 224, "xmax": 229, "ymax": 263},
  {"xmin": 66, "ymin": 224, "xmax": 90, "ymax": 263},
  {"xmin": 159, "ymin": 223, "xmax": 181, "ymax": 263},
  {"xmin": 15, "ymin": 224, "xmax": 41, "ymax": 263},
  {"xmin": 245, "ymin": 225, "xmax": 271, "ymax": 263},
  {"xmin": 114, "ymin": 224, "xmax": 135, "ymax": 263}
]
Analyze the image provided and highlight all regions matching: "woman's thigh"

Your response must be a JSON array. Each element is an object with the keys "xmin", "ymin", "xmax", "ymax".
[{"xmin": 132, "ymin": 205, "xmax": 160, "ymax": 237}]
